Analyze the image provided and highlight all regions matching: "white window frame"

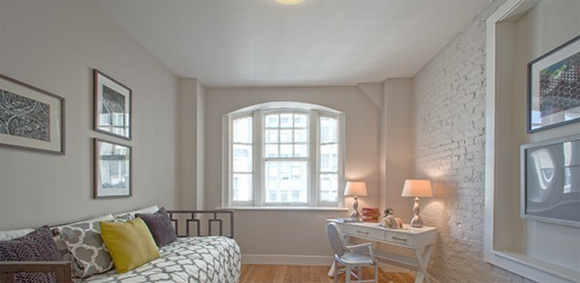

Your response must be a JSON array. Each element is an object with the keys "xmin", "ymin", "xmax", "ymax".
[{"xmin": 222, "ymin": 102, "xmax": 345, "ymax": 208}]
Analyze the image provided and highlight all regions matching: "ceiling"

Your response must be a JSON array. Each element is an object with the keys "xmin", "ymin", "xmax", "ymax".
[{"xmin": 92, "ymin": 0, "xmax": 491, "ymax": 87}]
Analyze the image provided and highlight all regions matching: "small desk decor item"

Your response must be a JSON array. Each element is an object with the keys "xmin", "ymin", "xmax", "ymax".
[
  {"xmin": 334, "ymin": 217, "xmax": 361, "ymax": 223},
  {"xmin": 0, "ymin": 74, "xmax": 65, "ymax": 154},
  {"xmin": 528, "ymin": 34, "xmax": 580, "ymax": 132},
  {"xmin": 521, "ymin": 134, "xmax": 580, "ymax": 228},
  {"xmin": 361, "ymin": 207, "xmax": 379, "ymax": 222},
  {"xmin": 94, "ymin": 138, "xmax": 132, "ymax": 198},
  {"xmin": 380, "ymin": 208, "xmax": 403, "ymax": 229},
  {"xmin": 94, "ymin": 69, "xmax": 132, "ymax": 140}
]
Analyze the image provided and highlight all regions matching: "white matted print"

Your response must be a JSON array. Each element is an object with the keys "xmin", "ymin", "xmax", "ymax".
[
  {"xmin": 528, "ymin": 35, "xmax": 580, "ymax": 132},
  {"xmin": 521, "ymin": 134, "xmax": 580, "ymax": 228},
  {"xmin": 0, "ymin": 74, "xmax": 65, "ymax": 154},
  {"xmin": 94, "ymin": 138, "xmax": 132, "ymax": 198},
  {"xmin": 94, "ymin": 69, "xmax": 132, "ymax": 140}
]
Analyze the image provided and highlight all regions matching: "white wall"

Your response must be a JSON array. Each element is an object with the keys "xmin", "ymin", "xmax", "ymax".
[
  {"xmin": 0, "ymin": 0, "xmax": 179, "ymax": 229},
  {"xmin": 516, "ymin": 2, "xmax": 580, "ymax": 269},
  {"xmin": 204, "ymin": 86, "xmax": 381, "ymax": 262},
  {"xmin": 413, "ymin": 0, "xmax": 579, "ymax": 282},
  {"xmin": 381, "ymin": 79, "xmax": 414, "ymax": 222},
  {"xmin": 410, "ymin": 0, "xmax": 536, "ymax": 281},
  {"xmin": 178, "ymin": 79, "xmax": 206, "ymax": 210},
  {"xmin": 485, "ymin": 0, "xmax": 580, "ymax": 281}
]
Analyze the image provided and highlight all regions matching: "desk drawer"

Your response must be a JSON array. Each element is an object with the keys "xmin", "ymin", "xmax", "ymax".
[
  {"xmin": 343, "ymin": 225, "xmax": 385, "ymax": 241},
  {"xmin": 386, "ymin": 231, "xmax": 414, "ymax": 246}
]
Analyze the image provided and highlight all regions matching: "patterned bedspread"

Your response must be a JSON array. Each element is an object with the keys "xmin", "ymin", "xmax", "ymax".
[{"xmin": 78, "ymin": 236, "xmax": 241, "ymax": 283}]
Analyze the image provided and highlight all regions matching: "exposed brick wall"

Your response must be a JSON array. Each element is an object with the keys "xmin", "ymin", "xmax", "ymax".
[{"xmin": 411, "ymin": 1, "xmax": 536, "ymax": 282}]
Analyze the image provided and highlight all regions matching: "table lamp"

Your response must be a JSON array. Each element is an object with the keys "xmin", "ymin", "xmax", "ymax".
[
  {"xmin": 344, "ymin": 181, "xmax": 367, "ymax": 220},
  {"xmin": 401, "ymin": 179, "xmax": 433, "ymax": 228}
]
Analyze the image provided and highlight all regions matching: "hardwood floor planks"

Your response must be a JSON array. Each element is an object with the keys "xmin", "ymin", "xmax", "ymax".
[{"xmin": 240, "ymin": 264, "xmax": 414, "ymax": 283}]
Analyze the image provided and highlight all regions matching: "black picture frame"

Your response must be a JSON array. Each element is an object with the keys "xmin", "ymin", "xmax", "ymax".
[
  {"xmin": 527, "ymin": 34, "xmax": 580, "ymax": 133},
  {"xmin": 0, "ymin": 74, "xmax": 65, "ymax": 154},
  {"xmin": 521, "ymin": 134, "xmax": 580, "ymax": 228},
  {"xmin": 94, "ymin": 69, "xmax": 132, "ymax": 140},
  {"xmin": 94, "ymin": 138, "xmax": 132, "ymax": 198}
]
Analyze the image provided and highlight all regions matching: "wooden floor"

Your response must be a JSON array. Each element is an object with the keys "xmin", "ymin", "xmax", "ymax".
[{"xmin": 240, "ymin": 264, "xmax": 414, "ymax": 283}]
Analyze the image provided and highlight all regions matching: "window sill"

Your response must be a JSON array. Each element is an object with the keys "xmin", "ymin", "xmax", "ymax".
[{"xmin": 216, "ymin": 206, "xmax": 348, "ymax": 212}]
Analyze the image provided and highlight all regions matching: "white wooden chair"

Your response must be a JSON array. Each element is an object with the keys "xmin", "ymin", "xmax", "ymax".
[{"xmin": 327, "ymin": 222, "xmax": 378, "ymax": 283}]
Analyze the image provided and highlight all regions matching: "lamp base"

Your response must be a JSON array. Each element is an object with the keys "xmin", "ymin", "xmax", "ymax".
[
  {"xmin": 410, "ymin": 197, "xmax": 423, "ymax": 228},
  {"xmin": 410, "ymin": 215, "xmax": 423, "ymax": 228},
  {"xmin": 349, "ymin": 210, "xmax": 360, "ymax": 221},
  {"xmin": 349, "ymin": 195, "xmax": 361, "ymax": 221}
]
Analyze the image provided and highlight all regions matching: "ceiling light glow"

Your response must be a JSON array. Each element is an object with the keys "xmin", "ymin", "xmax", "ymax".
[{"xmin": 274, "ymin": 0, "xmax": 306, "ymax": 5}]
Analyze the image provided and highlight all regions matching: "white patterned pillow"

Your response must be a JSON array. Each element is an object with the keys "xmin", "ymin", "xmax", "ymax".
[
  {"xmin": 51, "ymin": 214, "xmax": 115, "ymax": 270},
  {"xmin": 113, "ymin": 213, "xmax": 134, "ymax": 222},
  {"xmin": 58, "ymin": 220, "xmax": 114, "ymax": 278},
  {"xmin": 113, "ymin": 205, "xmax": 159, "ymax": 219},
  {"xmin": 0, "ymin": 228, "xmax": 34, "ymax": 241}
]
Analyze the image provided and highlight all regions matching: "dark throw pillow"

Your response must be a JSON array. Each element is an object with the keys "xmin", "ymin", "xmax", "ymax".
[
  {"xmin": 136, "ymin": 207, "xmax": 177, "ymax": 247},
  {"xmin": 0, "ymin": 225, "xmax": 64, "ymax": 283}
]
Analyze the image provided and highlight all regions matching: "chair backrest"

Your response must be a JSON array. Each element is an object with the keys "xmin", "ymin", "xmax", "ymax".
[{"xmin": 327, "ymin": 222, "xmax": 346, "ymax": 256}]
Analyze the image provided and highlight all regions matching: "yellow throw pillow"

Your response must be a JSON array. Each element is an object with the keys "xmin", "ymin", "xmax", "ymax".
[{"xmin": 99, "ymin": 218, "xmax": 160, "ymax": 274}]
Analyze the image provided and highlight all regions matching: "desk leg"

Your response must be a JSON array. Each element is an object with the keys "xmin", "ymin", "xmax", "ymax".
[
  {"xmin": 412, "ymin": 244, "xmax": 433, "ymax": 283},
  {"xmin": 328, "ymin": 261, "xmax": 336, "ymax": 278}
]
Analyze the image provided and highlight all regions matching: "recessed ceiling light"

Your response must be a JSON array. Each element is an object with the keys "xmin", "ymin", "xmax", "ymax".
[{"xmin": 274, "ymin": 0, "xmax": 306, "ymax": 5}]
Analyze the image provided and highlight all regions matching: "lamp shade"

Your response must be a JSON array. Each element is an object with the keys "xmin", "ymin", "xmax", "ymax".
[
  {"xmin": 401, "ymin": 179, "xmax": 433, "ymax": 197},
  {"xmin": 344, "ymin": 182, "xmax": 368, "ymax": 197}
]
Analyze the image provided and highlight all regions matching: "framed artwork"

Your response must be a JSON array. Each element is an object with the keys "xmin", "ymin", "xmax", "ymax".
[
  {"xmin": 94, "ymin": 69, "xmax": 132, "ymax": 140},
  {"xmin": 521, "ymin": 134, "xmax": 580, "ymax": 228},
  {"xmin": 528, "ymin": 34, "xmax": 580, "ymax": 132},
  {"xmin": 0, "ymin": 74, "xmax": 65, "ymax": 154},
  {"xmin": 94, "ymin": 138, "xmax": 132, "ymax": 198}
]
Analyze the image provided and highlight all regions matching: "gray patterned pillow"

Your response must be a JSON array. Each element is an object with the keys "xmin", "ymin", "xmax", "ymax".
[
  {"xmin": 51, "ymin": 231, "xmax": 74, "ymax": 265},
  {"xmin": 58, "ymin": 221, "xmax": 113, "ymax": 278},
  {"xmin": 0, "ymin": 226, "xmax": 63, "ymax": 283},
  {"xmin": 136, "ymin": 207, "xmax": 177, "ymax": 247},
  {"xmin": 51, "ymin": 214, "xmax": 115, "ymax": 266}
]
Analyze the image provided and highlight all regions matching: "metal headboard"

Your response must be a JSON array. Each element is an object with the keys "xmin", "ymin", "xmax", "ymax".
[{"xmin": 166, "ymin": 210, "xmax": 234, "ymax": 238}]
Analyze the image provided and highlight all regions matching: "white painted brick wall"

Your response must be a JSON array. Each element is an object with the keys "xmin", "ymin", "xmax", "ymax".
[{"xmin": 412, "ymin": 1, "xmax": 537, "ymax": 282}]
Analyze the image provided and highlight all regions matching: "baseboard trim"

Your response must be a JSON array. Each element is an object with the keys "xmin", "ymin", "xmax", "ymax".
[{"xmin": 242, "ymin": 254, "xmax": 333, "ymax": 266}]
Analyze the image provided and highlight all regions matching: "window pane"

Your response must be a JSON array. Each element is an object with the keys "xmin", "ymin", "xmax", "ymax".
[
  {"xmin": 320, "ymin": 173, "xmax": 338, "ymax": 202},
  {"xmin": 294, "ymin": 114, "xmax": 307, "ymax": 128},
  {"xmin": 280, "ymin": 144, "xmax": 293, "ymax": 157},
  {"xmin": 266, "ymin": 129, "xmax": 278, "ymax": 143},
  {"xmin": 280, "ymin": 130, "xmax": 292, "ymax": 143},
  {"xmin": 265, "ymin": 114, "xmax": 278, "ymax": 128},
  {"xmin": 265, "ymin": 144, "xmax": 278, "ymax": 157},
  {"xmin": 233, "ymin": 173, "xmax": 252, "ymax": 201},
  {"xmin": 320, "ymin": 117, "xmax": 337, "ymax": 143},
  {"xmin": 233, "ymin": 117, "xmax": 252, "ymax": 143},
  {"xmin": 320, "ymin": 144, "xmax": 338, "ymax": 172},
  {"xmin": 294, "ymin": 129, "xmax": 307, "ymax": 143},
  {"xmin": 294, "ymin": 144, "xmax": 307, "ymax": 157},
  {"xmin": 233, "ymin": 144, "xmax": 252, "ymax": 172},
  {"xmin": 265, "ymin": 161, "xmax": 307, "ymax": 203},
  {"xmin": 280, "ymin": 113, "xmax": 293, "ymax": 128}
]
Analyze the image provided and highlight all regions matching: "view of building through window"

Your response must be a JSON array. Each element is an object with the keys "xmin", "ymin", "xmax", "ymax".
[
  {"xmin": 229, "ymin": 106, "xmax": 342, "ymax": 207},
  {"xmin": 264, "ymin": 113, "xmax": 309, "ymax": 203},
  {"xmin": 232, "ymin": 117, "xmax": 253, "ymax": 202}
]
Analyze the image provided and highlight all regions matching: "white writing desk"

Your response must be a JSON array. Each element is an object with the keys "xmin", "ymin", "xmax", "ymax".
[{"xmin": 328, "ymin": 220, "xmax": 437, "ymax": 283}]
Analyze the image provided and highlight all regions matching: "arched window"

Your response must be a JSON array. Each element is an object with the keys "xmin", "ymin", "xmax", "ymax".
[{"xmin": 223, "ymin": 102, "xmax": 345, "ymax": 207}]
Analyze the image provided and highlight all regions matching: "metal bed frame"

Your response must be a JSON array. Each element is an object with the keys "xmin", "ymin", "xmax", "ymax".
[
  {"xmin": 0, "ymin": 209, "xmax": 234, "ymax": 283},
  {"xmin": 167, "ymin": 210, "xmax": 234, "ymax": 238}
]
